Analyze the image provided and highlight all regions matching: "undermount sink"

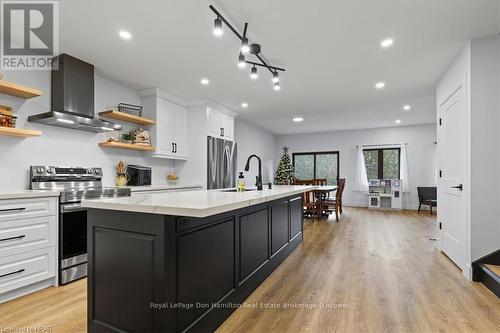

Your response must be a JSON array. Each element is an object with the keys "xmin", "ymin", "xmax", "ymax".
[{"xmin": 220, "ymin": 189, "xmax": 257, "ymax": 192}]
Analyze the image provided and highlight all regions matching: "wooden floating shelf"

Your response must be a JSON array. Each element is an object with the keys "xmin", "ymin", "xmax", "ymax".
[
  {"xmin": 99, "ymin": 141, "xmax": 155, "ymax": 151},
  {"xmin": 0, "ymin": 80, "xmax": 42, "ymax": 99},
  {"xmin": 98, "ymin": 110, "xmax": 155, "ymax": 126},
  {"xmin": 0, "ymin": 126, "xmax": 42, "ymax": 138}
]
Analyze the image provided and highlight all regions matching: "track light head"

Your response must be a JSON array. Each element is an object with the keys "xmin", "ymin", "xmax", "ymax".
[
  {"xmin": 250, "ymin": 65, "xmax": 258, "ymax": 79},
  {"xmin": 273, "ymin": 82, "xmax": 281, "ymax": 91},
  {"xmin": 213, "ymin": 17, "xmax": 223, "ymax": 36},
  {"xmin": 250, "ymin": 43, "xmax": 261, "ymax": 55},
  {"xmin": 241, "ymin": 37, "xmax": 250, "ymax": 54},
  {"xmin": 272, "ymin": 71, "xmax": 279, "ymax": 83},
  {"xmin": 238, "ymin": 53, "xmax": 246, "ymax": 68}
]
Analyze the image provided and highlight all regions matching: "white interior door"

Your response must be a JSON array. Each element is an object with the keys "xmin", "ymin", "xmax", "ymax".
[{"xmin": 438, "ymin": 78, "xmax": 467, "ymax": 270}]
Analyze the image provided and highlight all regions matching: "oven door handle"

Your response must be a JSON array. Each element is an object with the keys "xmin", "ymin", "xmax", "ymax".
[{"xmin": 61, "ymin": 203, "xmax": 86, "ymax": 213}]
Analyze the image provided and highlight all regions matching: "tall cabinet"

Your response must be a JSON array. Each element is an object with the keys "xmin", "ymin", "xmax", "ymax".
[
  {"xmin": 177, "ymin": 100, "xmax": 238, "ymax": 189},
  {"xmin": 140, "ymin": 89, "xmax": 189, "ymax": 160}
]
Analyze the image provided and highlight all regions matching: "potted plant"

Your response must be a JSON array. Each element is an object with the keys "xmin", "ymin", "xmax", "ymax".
[{"xmin": 121, "ymin": 131, "xmax": 135, "ymax": 144}]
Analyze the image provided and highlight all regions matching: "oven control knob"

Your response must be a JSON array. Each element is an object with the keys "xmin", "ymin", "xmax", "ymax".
[
  {"xmin": 95, "ymin": 169, "xmax": 101, "ymax": 174},
  {"xmin": 49, "ymin": 167, "xmax": 55, "ymax": 174},
  {"xmin": 87, "ymin": 168, "xmax": 93, "ymax": 174},
  {"xmin": 36, "ymin": 167, "xmax": 44, "ymax": 174}
]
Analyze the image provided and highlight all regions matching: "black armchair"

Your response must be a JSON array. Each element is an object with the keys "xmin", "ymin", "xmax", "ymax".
[{"xmin": 417, "ymin": 187, "xmax": 437, "ymax": 215}]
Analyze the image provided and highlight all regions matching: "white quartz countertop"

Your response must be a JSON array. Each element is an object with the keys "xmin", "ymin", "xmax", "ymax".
[
  {"xmin": 0, "ymin": 190, "xmax": 60, "ymax": 200},
  {"xmin": 81, "ymin": 185, "xmax": 316, "ymax": 218},
  {"xmin": 118, "ymin": 184, "xmax": 202, "ymax": 192}
]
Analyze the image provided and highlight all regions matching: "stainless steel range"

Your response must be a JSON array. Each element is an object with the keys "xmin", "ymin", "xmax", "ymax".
[{"xmin": 30, "ymin": 166, "xmax": 131, "ymax": 284}]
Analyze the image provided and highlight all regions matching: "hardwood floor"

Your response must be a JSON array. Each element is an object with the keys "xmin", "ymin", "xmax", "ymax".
[
  {"xmin": 485, "ymin": 264, "xmax": 500, "ymax": 277},
  {"xmin": 1, "ymin": 208, "xmax": 499, "ymax": 333},
  {"xmin": 0, "ymin": 278, "xmax": 86, "ymax": 332}
]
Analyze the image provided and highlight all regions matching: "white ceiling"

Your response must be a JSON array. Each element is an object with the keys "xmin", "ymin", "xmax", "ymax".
[{"xmin": 58, "ymin": 0, "xmax": 500, "ymax": 135}]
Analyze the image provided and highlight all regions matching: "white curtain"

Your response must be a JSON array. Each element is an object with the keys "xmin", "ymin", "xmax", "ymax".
[
  {"xmin": 353, "ymin": 145, "xmax": 368, "ymax": 192},
  {"xmin": 400, "ymin": 144, "xmax": 410, "ymax": 192}
]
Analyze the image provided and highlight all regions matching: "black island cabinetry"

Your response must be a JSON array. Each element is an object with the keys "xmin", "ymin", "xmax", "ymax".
[{"xmin": 87, "ymin": 194, "xmax": 303, "ymax": 333}]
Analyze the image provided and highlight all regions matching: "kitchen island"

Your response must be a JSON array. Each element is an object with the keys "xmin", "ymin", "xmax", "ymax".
[{"xmin": 81, "ymin": 185, "xmax": 314, "ymax": 333}]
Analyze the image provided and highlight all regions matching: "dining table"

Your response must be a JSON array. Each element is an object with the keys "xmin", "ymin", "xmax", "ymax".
[
  {"xmin": 313, "ymin": 185, "xmax": 338, "ymax": 195},
  {"xmin": 312, "ymin": 185, "xmax": 338, "ymax": 218}
]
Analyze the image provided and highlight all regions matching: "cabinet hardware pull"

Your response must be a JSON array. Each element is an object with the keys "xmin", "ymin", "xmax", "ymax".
[
  {"xmin": 0, "ymin": 235, "xmax": 26, "ymax": 242},
  {"xmin": 0, "ymin": 207, "xmax": 26, "ymax": 212},
  {"xmin": 174, "ymin": 143, "xmax": 177, "ymax": 153},
  {"xmin": 172, "ymin": 143, "xmax": 174, "ymax": 153},
  {"xmin": 451, "ymin": 184, "xmax": 463, "ymax": 191},
  {"xmin": 221, "ymin": 128, "xmax": 225, "ymax": 137},
  {"xmin": 0, "ymin": 269, "xmax": 25, "ymax": 278}
]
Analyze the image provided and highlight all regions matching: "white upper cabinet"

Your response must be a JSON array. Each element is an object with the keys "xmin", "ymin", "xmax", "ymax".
[
  {"xmin": 141, "ymin": 90, "xmax": 189, "ymax": 160},
  {"xmin": 206, "ymin": 107, "xmax": 234, "ymax": 141},
  {"xmin": 173, "ymin": 103, "xmax": 188, "ymax": 158}
]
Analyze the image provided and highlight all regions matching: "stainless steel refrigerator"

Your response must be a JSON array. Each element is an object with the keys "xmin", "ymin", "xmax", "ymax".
[{"xmin": 207, "ymin": 136, "xmax": 237, "ymax": 189}]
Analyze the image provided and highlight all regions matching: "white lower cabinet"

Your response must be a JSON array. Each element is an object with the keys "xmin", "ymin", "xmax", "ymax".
[
  {"xmin": 0, "ymin": 247, "xmax": 56, "ymax": 294},
  {"xmin": 0, "ymin": 196, "xmax": 58, "ymax": 303},
  {"xmin": 0, "ymin": 215, "xmax": 56, "ymax": 257}
]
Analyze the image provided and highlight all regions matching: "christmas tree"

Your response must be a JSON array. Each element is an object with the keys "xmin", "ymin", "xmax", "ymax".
[{"xmin": 275, "ymin": 146, "xmax": 295, "ymax": 185}]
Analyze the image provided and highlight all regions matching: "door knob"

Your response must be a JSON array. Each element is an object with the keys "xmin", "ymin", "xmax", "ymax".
[{"xmin": 451, "ymin": 184, "xmax": 463, "ymax": 191}]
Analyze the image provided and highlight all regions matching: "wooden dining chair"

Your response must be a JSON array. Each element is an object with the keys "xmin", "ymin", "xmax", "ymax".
[
  {"xmin": 313, "ymin": 178, "xmax": 327, "ymax": 186},
  {"xmin": 295, "ymin": 179, "xmax": 314, "ymax": 185},
  {"xmin": 294, "ymin": 179, "xmax": 317, "ymax": 218},
  {"xmin": 319, "ymin": 178, "xmax": 346, "ymax": 221}
]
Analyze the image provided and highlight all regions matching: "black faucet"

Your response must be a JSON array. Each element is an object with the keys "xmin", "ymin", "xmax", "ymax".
[{"xmin": 244, "ymin": 154, "xmax": 263, "ymax": 190}]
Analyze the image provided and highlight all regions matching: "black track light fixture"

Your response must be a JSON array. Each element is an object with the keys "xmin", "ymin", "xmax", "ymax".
[
  {"xmin": 250, "ymin": 65, "xmax": 258, "ymax": 79},
  {"xmin": 241, "ymin": 37, "xmax": 250, "ymax": 54},
  {"xmin": 213, "ymin": 17, "xmax": 223, "ymax": 36},
  {"xmin": 209, "ymin": 5, "xmax": 285, "ymax": 90},
  {"xmin": 238, "ymin": 53, "xmax": 246, "ymax": 68},
  {"xmin": 272, "ymin": 71, "xmax": 279, "ymax": 83}
]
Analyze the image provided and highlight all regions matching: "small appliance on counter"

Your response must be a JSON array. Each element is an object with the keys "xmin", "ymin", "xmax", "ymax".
[{"xmin": 127, "ymin": 164, "xmax": 152, "ymax": 186}]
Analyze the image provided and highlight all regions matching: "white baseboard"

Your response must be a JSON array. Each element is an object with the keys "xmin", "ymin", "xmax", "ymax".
[
  {"xmin": 0, "ymin": 278, "xmax": 57, "ymax": 304},
  {"xmin": 343, "ymin": 202, "xmax": 422, "ymax": 211}
]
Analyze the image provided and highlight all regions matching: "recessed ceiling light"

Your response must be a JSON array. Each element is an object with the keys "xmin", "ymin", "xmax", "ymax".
[
  {"xmin": 293, "ymin": 117, "xmax": 304, "ymax": 122},
  {"xmin": 375, "ymin": 81, "xmax": 385, "ymax": 89},
  {"xmin": 241, "ymin": 102, "xmax": 248, "ymax": 108},
  {"xmin": 119, "ymin": 30, "xmax": 132, "ymax": 40},
  {"xmin": 200, "ymin": 78, "xmax": 210, "ymax": 85},
  {"xmin": 380, "ymin": 38, "xmax": 394, "ymax": 48},
  {"xmin": 403, "ymin": 105, "xmax": 411, "ymax": 111},
  {"xmin": 395, "ymin": 119, "xmax": 401, "ymax": 124}
]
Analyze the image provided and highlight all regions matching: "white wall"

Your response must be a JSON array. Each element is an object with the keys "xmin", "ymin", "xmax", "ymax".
[
  {"xmin": 234, "ymin": 119, "xmax": 277, "ymax": 186},
  {"xmin": 0, "ymin": 70, "xmax": 175, "ymax": 191},
  {"xmin": 470, "ymin": 34, "xmax": 500, "ymax": 260},
  {"xmin": 276, "ymin": 124, "xmax": 436, "ymax": 209}
]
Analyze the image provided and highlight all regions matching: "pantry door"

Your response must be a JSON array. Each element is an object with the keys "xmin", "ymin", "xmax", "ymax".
[{"xmin": 438, "ymin": 75, "xmax": 467, "ymax": 271}]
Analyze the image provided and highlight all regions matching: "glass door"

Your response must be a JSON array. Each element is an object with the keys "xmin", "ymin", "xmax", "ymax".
[{"xmin": 292, "ymin": 151, "xmax": 339, "ymax": 185}]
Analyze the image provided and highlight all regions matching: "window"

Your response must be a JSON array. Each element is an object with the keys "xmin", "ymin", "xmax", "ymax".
[
  {"xmin": 363, "ymin": 148, "xmax": 400, "ymax": 180},
  {"xmin": 292, "ymin": 151, "xmax": 339, "ymax": 185}
]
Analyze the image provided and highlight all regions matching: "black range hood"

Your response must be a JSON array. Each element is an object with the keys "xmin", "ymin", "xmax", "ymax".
[{"xmin": 28, "ymin": 54, "xmax": 122, "ymax": 133}]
